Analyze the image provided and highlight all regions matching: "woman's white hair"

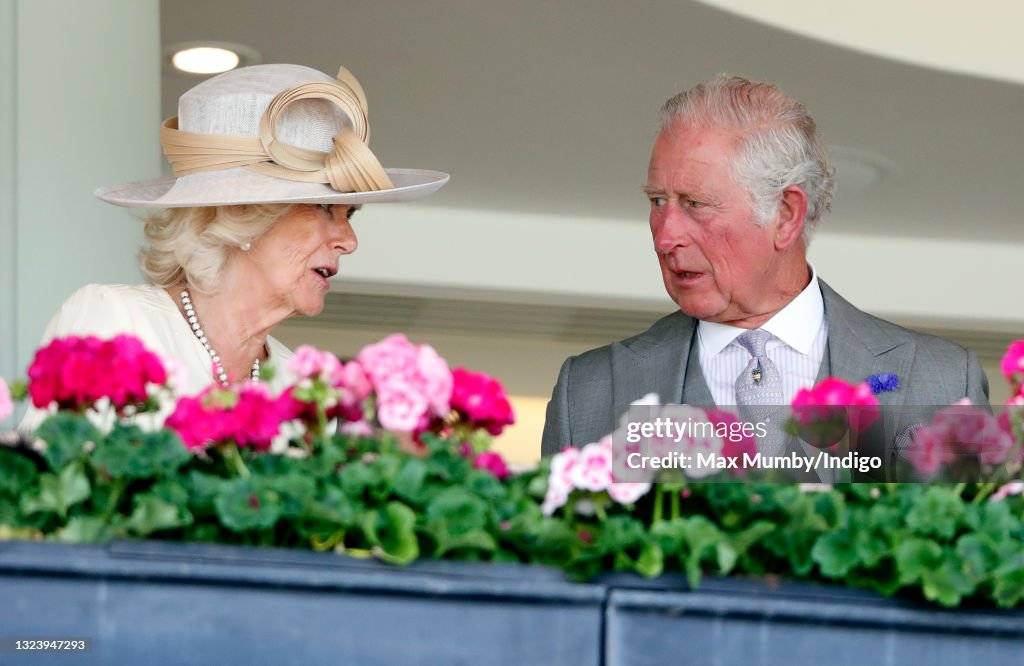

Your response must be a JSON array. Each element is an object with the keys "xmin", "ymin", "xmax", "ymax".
[
  {"xmin": 658, "ymin": 74, "xmax": 835, "ymax": 244},
  {"xmin": 140, "ymin": 204, "xmax": 291, "ymax": 293}
]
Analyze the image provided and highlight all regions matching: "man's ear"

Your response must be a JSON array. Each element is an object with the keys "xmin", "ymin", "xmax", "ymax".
[{"xmin": 773, "ymin": 186, "xmax": 808, "ymax": 250}]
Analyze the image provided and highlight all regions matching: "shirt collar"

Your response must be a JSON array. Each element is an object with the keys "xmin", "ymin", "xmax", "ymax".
[{"xmin": 697, "ymin": 263, "xmax": 824, "ymax": 357}]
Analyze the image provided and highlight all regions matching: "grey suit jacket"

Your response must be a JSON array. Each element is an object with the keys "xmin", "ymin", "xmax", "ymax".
[{"xmin": 540, "ymin": 280, "xmax": 990, "ymax": 468}]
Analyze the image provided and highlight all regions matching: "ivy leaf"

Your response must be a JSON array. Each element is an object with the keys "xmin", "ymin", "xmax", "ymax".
[
  {"xmin": 20, "ymin": 462, "xmax": 90, "ymax": 519},
  {"xmin": 126, "ymin": 494, "xmax": 194, "ymax": 536},
  {"xmin": 36, "ymin": 413, "xmax": 100, "ymax": 471},
  {"xmin": 56, "ymin": 516, "xmax": 116, "ymax": 543},
  {"xmin": 906, "ymin": 487, "xmax": 965, "ymax": 540},
  {"xmin": 91, "ymin": 425, "xmax": 191, "ymax": 479}
]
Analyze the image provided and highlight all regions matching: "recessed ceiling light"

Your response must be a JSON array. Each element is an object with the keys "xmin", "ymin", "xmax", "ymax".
[
  {"xmin": 172, "ymin": 47, "xmax": 239, "ymax": 74},
  {"xmin": 165, "ymin": 42, "xmax": 262, "ymax": 75}
]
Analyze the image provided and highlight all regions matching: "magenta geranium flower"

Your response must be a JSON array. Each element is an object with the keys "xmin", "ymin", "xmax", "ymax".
[
  {"xmin": 450, "ymin": 368, "xmax": 515, "ymax": 436},
  {"xmin": 167, "ymin": 382, "xmax": 289, "ymax": 452},
  {"xmin": 27, "ymin": 334, "xmax": 167, "ymax": 413},
  {"xmin": 1002, "ymin": 340, "xmax": 1024, "ymax": 393},
  {"xmin": 791, "ymin": 377, "xmax": 880, "ymax": 432}
]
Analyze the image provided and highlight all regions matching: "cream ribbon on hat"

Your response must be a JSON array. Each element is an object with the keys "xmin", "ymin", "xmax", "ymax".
[{"xmin": 159, "ymin": 67, "xmax": 394, "ymax": 193}]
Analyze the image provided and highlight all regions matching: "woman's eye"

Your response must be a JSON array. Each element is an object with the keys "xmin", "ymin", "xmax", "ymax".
[{"xmin": 318, "ymin": 203, "xmax": 333, "ymax": 214}]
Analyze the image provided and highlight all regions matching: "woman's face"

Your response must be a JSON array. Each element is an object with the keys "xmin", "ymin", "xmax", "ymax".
[{"xmin": 239, "ymin": 203, "xmax": 358, "ymax": 317}]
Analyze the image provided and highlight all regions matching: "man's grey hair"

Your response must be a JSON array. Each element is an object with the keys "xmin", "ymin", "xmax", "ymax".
[{"xmin": 658, "ymin": 74, "xmax": 835, "ymax": 243}]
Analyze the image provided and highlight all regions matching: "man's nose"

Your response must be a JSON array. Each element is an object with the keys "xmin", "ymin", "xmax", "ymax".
[{"xmin": 652, "ymin": 206, "xmax": 690, "ymax": 254}]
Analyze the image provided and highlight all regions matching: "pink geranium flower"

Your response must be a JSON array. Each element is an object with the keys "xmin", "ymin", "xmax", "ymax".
[
  {"xmin": 27, "ymin": 335, "xmax": 168, "ymax": 413},
  {"xmin": 357, "ymin": 334, "xmax": 452, "ymax": 434},
  {"xmin": 791, "ymin": 377, "xmax": 880, "ymax": 432},
  {"xmin": 707, "ymin": 408, "xmax": 757, "ymax": 476},
  {"xmin": 906, "ymin": 404, "xmax": 1017, "ymax": 476},
  {"xmin": 288, "ymin": 345, "xmax": 343, "ymax": 383},
  {"xmin": 607, "ymin": 481, "xmax": 652, "ymax": 505},
  {"xmin": 569, "ymin": 437, "xmax": 614, "ymax": 492},
  {"xmin": 472, "ymin": 451, "xmax": 510, "ymax": 480},
  {"xmin": 1001, "ymin": 340, "xmax": 1024, "ymax": 393},
  {"xmin": 167, "ymin": 382, "xmax": 289, "ymax": 452},
  {"xmin": 450, "ymin": 368, "xmax": 515, "ymax": 436}
]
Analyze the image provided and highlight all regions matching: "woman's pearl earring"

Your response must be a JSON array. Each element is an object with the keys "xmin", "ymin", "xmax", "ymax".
[{"xmin": 241, "ymin": 241, "xmax": 252, "ymax": 251}]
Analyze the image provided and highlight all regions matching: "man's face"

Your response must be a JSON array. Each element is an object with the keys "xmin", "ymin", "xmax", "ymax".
[{"xmin": 645, "ymin": 123, "xmax": 784, "ymax": 326}]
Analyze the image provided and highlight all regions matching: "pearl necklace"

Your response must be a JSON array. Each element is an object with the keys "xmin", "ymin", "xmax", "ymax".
[{"xmin": 179, "ymin": 289, "xmax": 259, "ymax": 387}]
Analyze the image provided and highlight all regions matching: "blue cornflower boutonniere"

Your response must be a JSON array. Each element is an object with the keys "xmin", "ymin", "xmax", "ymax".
[{"xmin": 867, "ymin": 373, "xmax": 900, "ymax": 395}]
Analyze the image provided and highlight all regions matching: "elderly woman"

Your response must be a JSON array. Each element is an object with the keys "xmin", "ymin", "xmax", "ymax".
[{"xmin": 21, "ymin": 63, "xmax": 447, "ymax": 427}]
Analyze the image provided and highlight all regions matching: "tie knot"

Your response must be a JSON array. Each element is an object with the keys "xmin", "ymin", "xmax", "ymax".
[{"xmin": 735, "ymin": 329, "xmax": 772, "ymax": 358}]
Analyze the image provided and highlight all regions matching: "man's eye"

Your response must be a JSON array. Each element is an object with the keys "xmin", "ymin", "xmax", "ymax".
[
  {"xmin": 687, "ymin": 199, "xmax": 708, "ymax": 209},
  {"xmin": 650, "ymin": 197, "xmax": 667, "ymax": 207}
]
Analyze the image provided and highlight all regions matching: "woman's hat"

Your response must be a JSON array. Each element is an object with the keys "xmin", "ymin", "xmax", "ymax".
[{"xmin": 95, "ymin": 64, "xmax": 449, "ymax": 208}]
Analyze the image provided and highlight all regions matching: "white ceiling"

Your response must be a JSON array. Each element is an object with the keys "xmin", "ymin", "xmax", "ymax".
[{"xmin": 161, "ymin": 0, "xmax": 1024, "ymax": 243}]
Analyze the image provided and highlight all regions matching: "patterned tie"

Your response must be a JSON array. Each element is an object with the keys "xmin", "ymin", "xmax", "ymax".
[{"xmin": 735, "ymin": 329, "xmax": 787, "ymax": 456}]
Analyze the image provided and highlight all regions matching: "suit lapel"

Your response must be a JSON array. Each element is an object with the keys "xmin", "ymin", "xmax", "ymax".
[
  {"xmin": 611, "ymin": 312, "xmax": 695, "ymax": 420},
  {"xmin": 819, "ymin": 280, "xmax": 913, "ymax": 409}
]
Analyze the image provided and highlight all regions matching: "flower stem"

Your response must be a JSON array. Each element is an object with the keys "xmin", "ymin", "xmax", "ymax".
[
  {"xmin": 652, "ymin": 486, "xmax": 664, "ymax": 524},
  {"xmin": 103, "ymin": 478, "xmax": 126, "ymax": 519},
  {"xmin": 222, "ymin": 444, "xmax": 250, "ymax": 478},
  {"xmin": 952, "ymin": 482, "xmax": 966, "ymax": 497},
  {"xmin": 671, "ymin": 484, "xmax": 682, "ymax": 521},
  {"xmin": 972, "ymin": 483, "xmax": 997, "ymax": 505}
]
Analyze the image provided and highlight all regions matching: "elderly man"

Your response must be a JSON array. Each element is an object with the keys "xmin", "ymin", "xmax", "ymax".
[{"xmin": 540, "ymin": 75, "xmax": 989, "ymax": 477}]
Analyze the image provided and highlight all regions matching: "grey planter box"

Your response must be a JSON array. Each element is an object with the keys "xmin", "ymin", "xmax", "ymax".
[
  {"xmin": 4, "ymin": 540, "xmax": 1024, "ymax": 665},
  {"xmin": 0, "ymin": 540, "xmax": 604, "ymax": 666},
  {"xmin": 603, "ymin": 575, "xmax": 1024, "ymax": 666}
]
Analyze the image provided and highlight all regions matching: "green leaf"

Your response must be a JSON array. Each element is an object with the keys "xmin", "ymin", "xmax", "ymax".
[
  {"xmin": 56, "ymin": 516, "xmax": 116, "ymax": 543},
  {"xmin": 436, "ymin": 529, "xmax": 497, "ymax": 557},
  {"xmin": 20, "ymin": 462, "xmax": 90, "ymax": 519},
  {"xmin": 392, "ymin": 459, "xmax": 429, "ymax": 504},
  {"xmin": 636, "ymin": 540, "xmax": 664, "ymax": 578},
  {"xmin": 955, "ymin": 533, "xmax": 998, "ymax": 580},
  {"xmin": 91, "ymin": 425, "xmax": 191, "ymax": 479},
  {"xmin": 425, "ymin": 487, "xmax": 488, "ymax": 537},
  {"xmin": 363, "ymin": 502, "xmax": 419, "ymax": 565},
  {"xmin": 214, "ymin": 480, "xmax": 282, "ymax": 532},
  {"xmin": 993, "ymin": 564, "xmax": 1024, "ymax": 608},
  {"xmin": 895, "ymin": 538, "xmax": 943, "ymax": 585},
  {"xmin": 36, "ymin": 413, "xmax": 100, "ymax": 471},
  {"xmin": 0, "ymin": 448, "xmax": 39, "ymax": 496},
  {"xmin": 812, "ymin": 529, "xmax": 859, "ymax": 578},
  {"xmin": 921, "ymin": 551, "xmax": 976, "ymax": 607},
  {"xmin": 126, "ymin": 494, "xmax": 193, "ymax": 536},
  {"xmin": 905, "ymin": 487, "xmax": 965, "ymax": 540}
]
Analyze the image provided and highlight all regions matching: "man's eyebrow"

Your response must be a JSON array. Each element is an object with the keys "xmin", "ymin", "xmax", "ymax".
[{"xmin": 641, "ymin": 185, "xmax": 664, "ymax": 195}]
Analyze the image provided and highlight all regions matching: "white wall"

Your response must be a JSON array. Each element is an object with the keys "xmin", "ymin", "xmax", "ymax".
[
  {"xmin": 0, "ymin": 0, "xmax": 160, "ymax": 425},
  {"xmin": 344, "ymin": 203, "xmax": 1023, "ymax": 328}
]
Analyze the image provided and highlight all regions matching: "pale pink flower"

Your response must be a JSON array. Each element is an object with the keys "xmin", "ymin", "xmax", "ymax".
[
  {"xmin": 288, "ymin": 345, "xmax": 343, "ymax": 383},
  {"xmin": 0, "ymin": 378, "xmax": 12, "ymax": 422},
  {"xmin": 161, "ymin": 356, "xmax": 190, "ymax": 395},
  {"xmin": 991, "ymin": 481, "xmax": 1024, "ymax": 502},
  {"xmin": 339, "ymin": 420, "xmax": 374, "ymax": 437},
  {"xmin": 541, "ymin": 483, "xmax": 570, "ymax": 516},
  {"xmin": 569, "ymin": 437, "xmax": 614, "ymax": 492},
  {"xmin": 375, "ymin": 378, "xmax": 430, "ymax": 432},
  {"xmin": 548, "ymin": 446, "xmax": 580, "ymax": 492},
  {"xmin": 607, "ymin": 482, "xmax": 652, "ymax": 505}
]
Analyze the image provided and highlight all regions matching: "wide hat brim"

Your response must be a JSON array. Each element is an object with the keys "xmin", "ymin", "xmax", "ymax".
[{"xmin": 95, "ymin": 166, "xmax": 449, "ymax": 208}]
